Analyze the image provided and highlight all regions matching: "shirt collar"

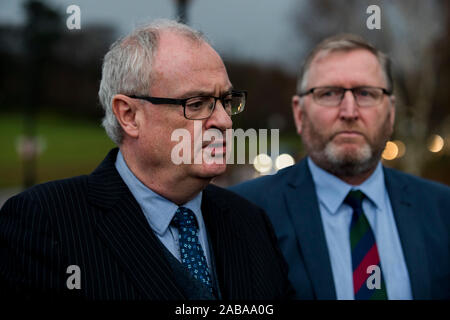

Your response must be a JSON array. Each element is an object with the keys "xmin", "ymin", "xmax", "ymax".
[
  {"xmin": 307, "ymin": 157, "xmax": 385, "ymax": 215},
  {"xmin": 115, "ymin": 150, "xmax": 203, "ymax": 235}
]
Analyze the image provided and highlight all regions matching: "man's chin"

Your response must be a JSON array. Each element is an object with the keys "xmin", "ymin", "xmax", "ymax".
[
  {"xmin": 331, "ymin": 139, "xmax": 364, "ymax": 150},
  {"xmin": 324, "ymin": 141, "xmax": 372, "ymax": 165},
  {"xmin": 195, "ymin": 163, "xmax": 227, "ymax": 179}
]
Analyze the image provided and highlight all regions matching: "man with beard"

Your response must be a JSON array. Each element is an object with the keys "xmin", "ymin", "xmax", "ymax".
[{"xmin": 231, "ymin": 34, "xmax": 450, "ymax": 300}]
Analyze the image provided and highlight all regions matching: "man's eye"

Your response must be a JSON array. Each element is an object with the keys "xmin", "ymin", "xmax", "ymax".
[
  {"xmin": 186, "ymin": 102, "xmax": 202, "ymax": 109},
  {"xmin": 359, "ymin": 90, "xmax": 370, "ymax": 96},
  {"xmin": 357, "ymin": 89, "xmax": 376, "ymax": 98},
  {"xmin": 317, "ymin": 89, "xmax": 339, "ymax": 98},
  {"xmin": 186, "ymin": 98, "xmax": 207, "ymax": 109}
]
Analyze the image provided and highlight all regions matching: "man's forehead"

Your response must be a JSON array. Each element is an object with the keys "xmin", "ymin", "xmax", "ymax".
[
  {"xmin": 308, "ymin": 49, "xmax": 385, "ymax": 86},
  {"xmin": 154, "ymin": 32, "xmax": 218, "ymax": 71},
  {"xmin": 311, "ymin": 48, "xmax": 378, "ymax": 67},
  {"xmin": 158, "ymin": 30, "xmax": 202, "ymax": 50},
  {"xmin": 150, "ymin": 31, "xmax": 230, "ymax": 96},
  {"xmin": 156, "ymin": 31, "xmax": 206, "ymax": 58}
]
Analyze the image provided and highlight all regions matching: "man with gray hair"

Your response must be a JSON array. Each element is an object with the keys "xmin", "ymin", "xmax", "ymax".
[
  {"xmin": 0, "ymin": 19, "xmax": 292, "ymax": 300},
  {"xmin": 232, "ymin": 34, "xmax": 450, "ymax": 300}
]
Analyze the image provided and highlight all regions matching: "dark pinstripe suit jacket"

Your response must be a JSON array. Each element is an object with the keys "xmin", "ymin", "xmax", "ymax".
[{"xmin": 0, "ymin": 149, "xmax": 292, "ymax": 300}]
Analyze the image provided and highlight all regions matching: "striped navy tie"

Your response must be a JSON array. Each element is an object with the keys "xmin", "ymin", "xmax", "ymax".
[{"xmin": 345, "ymin": 190, "xmax": 387, "ymax": 300}]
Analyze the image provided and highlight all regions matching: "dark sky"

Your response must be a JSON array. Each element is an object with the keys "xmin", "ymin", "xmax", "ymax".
[
  {"xmin": 1, "ymin": 0, "xmax": 445, "ymax": 76},
  {"xmin": 0, "ymin": 0, "xmax": 303, "ymax": 73}
]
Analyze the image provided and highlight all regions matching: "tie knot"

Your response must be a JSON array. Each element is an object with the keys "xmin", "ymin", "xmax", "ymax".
[
  {"xmin": 172, "ymin": 207, "xmax": 198, "ymax": 229},
  {"xmin": 344, "ymin": 190, "xmax": 365, "ymax": 211}
]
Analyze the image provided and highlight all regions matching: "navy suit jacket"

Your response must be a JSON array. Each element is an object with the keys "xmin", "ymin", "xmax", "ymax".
[
  {"xmin": 231, "ymin": 159, "xmax": 450, "ymax": 299},
  {"xmin": 0, "ymin": 148, "xmax": 293, "ymax": 300}
]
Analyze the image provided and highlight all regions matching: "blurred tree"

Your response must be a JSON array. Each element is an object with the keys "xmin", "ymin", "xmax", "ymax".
[
  {"xmin": 0, "ymin": 16, "xmax": 116, "ymax": 119},
  {"xmin": 0, "ymin": 1, "xmax": 116, "ymax": 188},
  {"xmin": 225, "ymin": 61, "xmax": 296, "ymax": 132},
  {"xmin": 432, "ymin": 1, "xmax": 450, "ymax": 137},
  {"xmin": 292, "ymin": 0, "xmax": 449, "ymax": 178},
  {"xmin": 48, "ymin": 24, "xmax": 116, "ymax": 118},
  {"xmin": 173, "ymin": 0, "xmax": 192, "ymax": 24},
  {"xmin": 22, "ymin": 0, "xmax": 62, "ymax": 187}
]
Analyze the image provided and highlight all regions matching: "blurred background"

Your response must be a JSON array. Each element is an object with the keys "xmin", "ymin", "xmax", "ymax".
[{"xmin": 0, "ymin": 0, "xmax": 449, "ymax": 205}]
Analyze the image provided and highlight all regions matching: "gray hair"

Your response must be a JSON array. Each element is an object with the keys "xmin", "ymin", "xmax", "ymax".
[
  {"xmin": 98, "ymin": 19, "xmax": 207, "ymax": 145},
  {"xmin": 297, "ymin": 34, "xmax": 393, "ymax": 95}
]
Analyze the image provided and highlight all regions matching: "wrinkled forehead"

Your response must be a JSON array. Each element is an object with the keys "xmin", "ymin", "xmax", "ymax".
[
  {"xmin": 311, "ymin": 47, "xmax": 379, "ymax": 65},
  {"xmin": 307, "ymin": 48, "xmax": 387, "ymax": 87}
]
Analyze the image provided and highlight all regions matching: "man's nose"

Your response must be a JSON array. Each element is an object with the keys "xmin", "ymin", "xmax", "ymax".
[
  {"xmin": 339, "ymin": 90, "xmax": 359, "ymax": 120},
  {"xmin": 207, "ymin": 100, "xmax": 232, "ymax": 130}
]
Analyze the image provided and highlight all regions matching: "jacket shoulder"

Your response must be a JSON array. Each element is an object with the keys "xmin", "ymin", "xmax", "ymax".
[
  {"xmin": 204, "ymin": 184, "xmax": 294, "ymax": 299},
  {"xmin": 385, "ymin": 167, "xmax": 450, "ymax": 198},
  {"xmin": 205, "ymin": 183, "xmax": 275, "ymax": 229},
  {"xmin": 1, "ymin": 175, "xmax": 89, "ymax": 212},
  {"xmin": 229, "ymin": 162, "xmax": 300, "ymax": 204},
  {"xmin": 205, "ymin": 183, "xmax": 264, "ymax": 212},
  {"xmin": 385, "ymin": 167, "xmax": 450, "ymax": 229}
]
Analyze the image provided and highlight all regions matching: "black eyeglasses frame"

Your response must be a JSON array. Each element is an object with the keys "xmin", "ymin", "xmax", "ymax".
[{"xmin": 127, "ymin": 90, "xmax": 247, "ymax": 120}]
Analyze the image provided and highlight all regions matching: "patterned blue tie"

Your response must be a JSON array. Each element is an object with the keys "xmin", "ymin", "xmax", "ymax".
[{"xmin": 172, "ymin": 207, "xmax": 212, "ymax": 293}]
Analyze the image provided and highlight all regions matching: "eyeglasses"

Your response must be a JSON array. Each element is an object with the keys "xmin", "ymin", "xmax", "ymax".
[
  {"xmin": 127, "ymin": 90, "xmax": 247, "ymax": 120},
  {"xmin": 299, "ymin": 86, "xmax": 392, "ymax": 107}
]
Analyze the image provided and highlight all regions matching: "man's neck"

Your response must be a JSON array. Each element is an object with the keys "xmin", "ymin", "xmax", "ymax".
[
  {"xmin": 120, "ymin": 149, "xmax": 209, "ymax": 206},
  {"xmin": 336, "ymin": 169, "xmax": 376, "ymax": 186}
]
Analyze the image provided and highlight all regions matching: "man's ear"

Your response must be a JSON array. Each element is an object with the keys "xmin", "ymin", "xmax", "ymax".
[
  {"xmin": 292, "ymin": 95, "xmax": 304, "ymax": 135},
  {"xmin": 112, "ymin": 94, "xmax": 140, "ymax": 139}
]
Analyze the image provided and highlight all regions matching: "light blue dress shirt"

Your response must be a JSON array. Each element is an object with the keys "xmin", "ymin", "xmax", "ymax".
[
  {"xmin": 115, "ymin": 150, "xmax": 211, "ymax": 270},
  {"xmin": 307, "ymin": 157, "xmax": 412, "ymax": 300}
]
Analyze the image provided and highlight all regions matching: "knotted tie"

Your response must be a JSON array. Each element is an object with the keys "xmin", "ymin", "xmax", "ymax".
[
  {"xmin": 345, "ymin": 190, "xmax": 387, "ymax": 300},
  {"xmin": 172, "ymin": 207, "xmax": 212, "ymax": 292}
]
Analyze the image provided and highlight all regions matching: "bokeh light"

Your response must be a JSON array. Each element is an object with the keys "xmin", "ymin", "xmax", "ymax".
[
  {"xmin": 392, "ymin": 140, "xmax": 406, "ymax": 158},
  {"xmin": 382, "ymin": 141, "xmax": 398, "ymax": 160},
  {"xmin": 275, "ymin": 154, "xmax": 295, "ymax": 170},
  {"xmin": 427, "ymin": 135, "xmax": 444, "ymax": 153},
  {"xmin": 253, "ymin": 153, "xmax": 272, "ymax": 173}
]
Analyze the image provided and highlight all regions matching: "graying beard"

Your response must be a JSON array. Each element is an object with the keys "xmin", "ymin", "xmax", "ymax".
[{"xmin": 310, "ymin": 142, "xmax": 380, "ymax": 178}]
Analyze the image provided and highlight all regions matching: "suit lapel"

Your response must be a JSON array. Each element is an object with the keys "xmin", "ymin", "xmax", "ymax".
[
  {"xmin": 201, "ymin": 186, "xmax": 252, "ymax": 299},
  {"xmin": 283, "ymin": 160, "xmax": 336, "ymax": 299},
  {"xmin": 87, "ymin": 148, "xmax": 185, "ymax": 300},
  {"xmin": 384, "ymin": 168, "xmax": 431, "ymax": 299}
]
